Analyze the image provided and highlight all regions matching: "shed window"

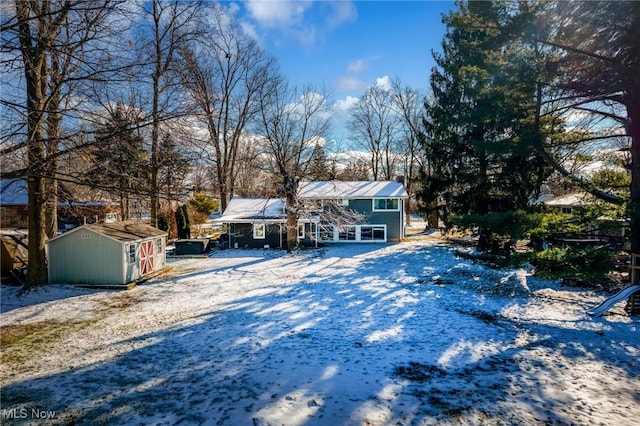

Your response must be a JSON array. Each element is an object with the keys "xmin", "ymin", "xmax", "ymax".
[
  {"xmin": 155, "ymin": 238, "xmax": 163, "ymax": 252},
  {"xmin": 253, "ymin": 223, "xmax": 266, "ymax": 239},
  {"xmin": 127, "ymin": 244, "xmax": 136, "ymax": 264},
  {"xmin": 373, "ymin": 198, "xmax": 399, "ymax": 211}
]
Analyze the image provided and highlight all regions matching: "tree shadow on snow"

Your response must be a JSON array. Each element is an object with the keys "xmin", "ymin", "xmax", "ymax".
[{"xmin": 1, "ymin": 242, "xmax": 638, "ymax": 425}]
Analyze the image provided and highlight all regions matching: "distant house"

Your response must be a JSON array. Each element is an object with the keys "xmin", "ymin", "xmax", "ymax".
[
  {"xmin": 47, "ymin": 221, "xmax": 166, "ymax": 285},
  {"xmin": 542, "ymin": 192, "xmax": 591, "ymax": 214},
  {"xmin": 215, "ymin": 180, "xmax": 408, "ymax": 248},
  {"xmin": 541, "ymin": 191, "xmax": 628, "ymax": 240},
  {"xmin": 0, "ymin": 179, "xmax": 120, "ymax": 230}
]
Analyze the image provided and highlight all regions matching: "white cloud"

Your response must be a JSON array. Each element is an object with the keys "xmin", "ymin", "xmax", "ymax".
[
  {"xmin": 375, "ymin": 75, "xmax": 392, "ymax": 91},
  {"xmin": 335, "ymin": 76, "xmax": 365, "ymax": 92},
  {"xmin": 240, "ymin": 21, "xmax": 260, "ymax": 42},
  {"xmin": 347, "ymin": 59, "xmax": 368, "ymax": 74},
  {"xmin": 245, "ymin": 0, "xmax": 311, "ymax": 28},
  {"xmin": 325, "ymin": 1, "xmax": 357, "ymax": 29},
  {"xmin": 334, "ymin": 96, "xmax": 359, "ymax": 111}
]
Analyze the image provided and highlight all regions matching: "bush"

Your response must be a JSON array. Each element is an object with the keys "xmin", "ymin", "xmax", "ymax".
[{"xmin": 530, "ymin": 246, "xmax": 612, "ymax": 285}]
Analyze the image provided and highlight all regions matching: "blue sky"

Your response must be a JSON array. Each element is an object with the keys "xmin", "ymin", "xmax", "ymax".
[{"xmin": 230, "ymin": 0, "xmax": 455, "ymax": 142}]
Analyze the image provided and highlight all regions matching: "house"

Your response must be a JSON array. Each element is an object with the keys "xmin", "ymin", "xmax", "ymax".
[
  {"xmin": 541, "ymin": 191, "xmax": 628, "ymax": 241},
  {"xmin": 217, "ymin": 198, "xmax": 291, "ymax": 249},
  {"xmin": 298, "ymin": 180, "xmax": 408, "ymax": 243},
  {"xmin": 215, "ymin": 180, "xmax": 408, "ymax": 248},
  {"xmin": 47, "ymin": 221, "xmax": 166, "ymax": 285},
  {"xmin": 541, "ymin": 192, "xmax": 591, "ymax": 214},
  {"xmin": 0, "ymin": 179, "xmax": 120, "ymax": 230}
]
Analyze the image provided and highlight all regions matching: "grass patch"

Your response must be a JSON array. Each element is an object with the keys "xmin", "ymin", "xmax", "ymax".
[
  {"xmin": 0, "ymin": 319, "xmax": 99, "ymax": 369},
  {"xmin": 99, "ymin": 293, "xmax": 142, "ymax": 309}
]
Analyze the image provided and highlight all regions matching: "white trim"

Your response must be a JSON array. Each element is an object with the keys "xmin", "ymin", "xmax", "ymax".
[
  {"xmin": 318, "ymin": 224, "xmax": 387, "ymax": 243},
  {"xmin": 372, "ymin": 198, "xmax": 400, "ymax": 211},
  {"xmin": 253, "ymin": 223, "xmax": 266, "ymax": 239},
  {"xmin": 127, "ymin": 243, "xmax": 136, "ymax": 264}
]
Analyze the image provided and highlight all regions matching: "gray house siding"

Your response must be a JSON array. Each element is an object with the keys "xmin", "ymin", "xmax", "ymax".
[
  {"xmin": 369, "ymin": 210, "xmax": 403, "ymax": 241},
  {"xmin": 334, "ymin": 198, "xmax": 404, "ymax": 241},
  {"xmin": 48, "ymin": 228, "xmax": 125, "ymax": 284},
  {"xmin": 231, "ymin": 223, "xmax": 283, "ymax": 249}
]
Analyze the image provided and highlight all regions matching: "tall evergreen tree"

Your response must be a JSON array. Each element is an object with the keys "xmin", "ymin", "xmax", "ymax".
[
  {"xmin": 541, "ymin": 1, "xmax": 640, "ymax": 257},
  {"xmin": 421, "ymin": 1, "xmax": 557, "ymax": 245},
  {"xmin": 88, "ymin": 106, "xmax": 148, "ymax": 220},
  {"xmin": 308, "ymin": 143, "xmax": 331, "ymax": 181}
]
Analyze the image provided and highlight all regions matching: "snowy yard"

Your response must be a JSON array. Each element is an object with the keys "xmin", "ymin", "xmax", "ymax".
[{"xmin": 1, "ymin": 236, "xmax": 638, "ymax": 425}]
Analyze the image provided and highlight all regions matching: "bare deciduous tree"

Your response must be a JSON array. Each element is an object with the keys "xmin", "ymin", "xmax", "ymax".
[
  {"xmin": 178, "ymin": 4, "xmax": 277, "ymax": 211},
  {"xmin": 2, "ymin": 0, "xmax": 123, "ymax": 288},
  {"xmin": 256, "ymin": 78, "xmax": 332, "ymax": 251},
  {"xmin": 140, "ymin": 0, "xmax": 202, "ymax": 227},
  {"xmin": 388, "ymin": 77, "xmax": 426, "ymax": 224},
  {"xmin": 347, "ymin": 85, "xmax": 401, "ymax": 181}
]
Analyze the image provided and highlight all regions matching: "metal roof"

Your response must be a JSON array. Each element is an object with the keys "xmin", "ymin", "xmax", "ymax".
[
  {"xmin": 298, "ymin": 180, "xmax": 408, "ymax": 199},
  {"xmin": 215, "ymin": 198, "xmax": 287, "ymax": 223}
]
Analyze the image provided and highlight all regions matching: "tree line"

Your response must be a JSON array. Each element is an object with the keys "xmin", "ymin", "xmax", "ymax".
[{"xmin": 1, "ymin": 0, "xmax": 637, "ymax": 289}]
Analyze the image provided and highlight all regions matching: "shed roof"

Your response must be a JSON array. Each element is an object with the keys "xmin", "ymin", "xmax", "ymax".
[
  {"xmin": 48, "ymin": 221, "xmax": 166, "ymax": 244},
  {"xmin": 216, "ymin": 198, "xmax": 286, "ymax": 223},
  {"xmin": 298, "ymin": 180, "xmax": 408, "ymax": 199}
]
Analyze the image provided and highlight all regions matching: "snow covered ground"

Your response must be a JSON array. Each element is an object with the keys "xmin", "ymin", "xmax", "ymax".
[{"xmin": 1, "ymin": 236, "xmax": 638, "ymax": 425}]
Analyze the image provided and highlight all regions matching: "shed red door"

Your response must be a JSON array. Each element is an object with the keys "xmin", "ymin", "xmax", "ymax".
[{"xmin": 139, "ymin": 240, "xmax": 154, "ymax": 275}]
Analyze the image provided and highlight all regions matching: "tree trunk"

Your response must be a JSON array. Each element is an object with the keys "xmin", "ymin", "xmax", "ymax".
[
  {"xmin": 285, "ymin": 191, "xmax": 298, "ymax": 252},
  {"xmin": 17, "ymin": 0, "xmax": 52, "ymax": 288},
  {"xmin": 627, "ymin": 95, "xmax": 640, "ymax": 258},
  {"xmin": 27, "ymin": 174, "xmax": 48, "ymax": 287}
]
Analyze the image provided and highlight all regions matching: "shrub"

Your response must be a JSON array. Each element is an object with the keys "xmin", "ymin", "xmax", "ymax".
[{"xmin": 530, "ymin": 246, "xmax": 611, "ymax": 285}]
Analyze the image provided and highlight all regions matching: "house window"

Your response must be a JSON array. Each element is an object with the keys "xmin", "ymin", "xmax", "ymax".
[
  {"xmin": 319, "ymin": 224, "xmax": 335, "ymax": 241},
  {"xmin": 562, "ymin": 207, "xmax": 572, "ymax": 214},
  {"xmin": 338, "ymin": 226, "xmax": 357, "ymax": 241},
  {"xmin": 373, "ymin": 198, "xmax": 399, "ymax": 211},
  {"xmin": 253, "ymin": 223, "xmax": 266, "ymax": 239},
  {"xmin": 361, "ymin": 225, "xmax": 386, "ymax": 241},
  {"xmin": 337, "ymin": 198, "xmax": 349, "ymax": 206},
  {"xmin": 105, "ymin": 213, "xmax": 118, "ymax": 223},
  {"xmin": 298, "ymin": 224, "xmax": 305, "ymax": 239},
  {"xmin": 127, "ymin": 244, "xmax": 136, "ymax": 264}
]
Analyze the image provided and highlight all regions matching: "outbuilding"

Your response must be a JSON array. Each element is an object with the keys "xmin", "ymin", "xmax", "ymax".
[{"xmin": 47, "ymin": 221, "xmax": 167, "ymax": 285}]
